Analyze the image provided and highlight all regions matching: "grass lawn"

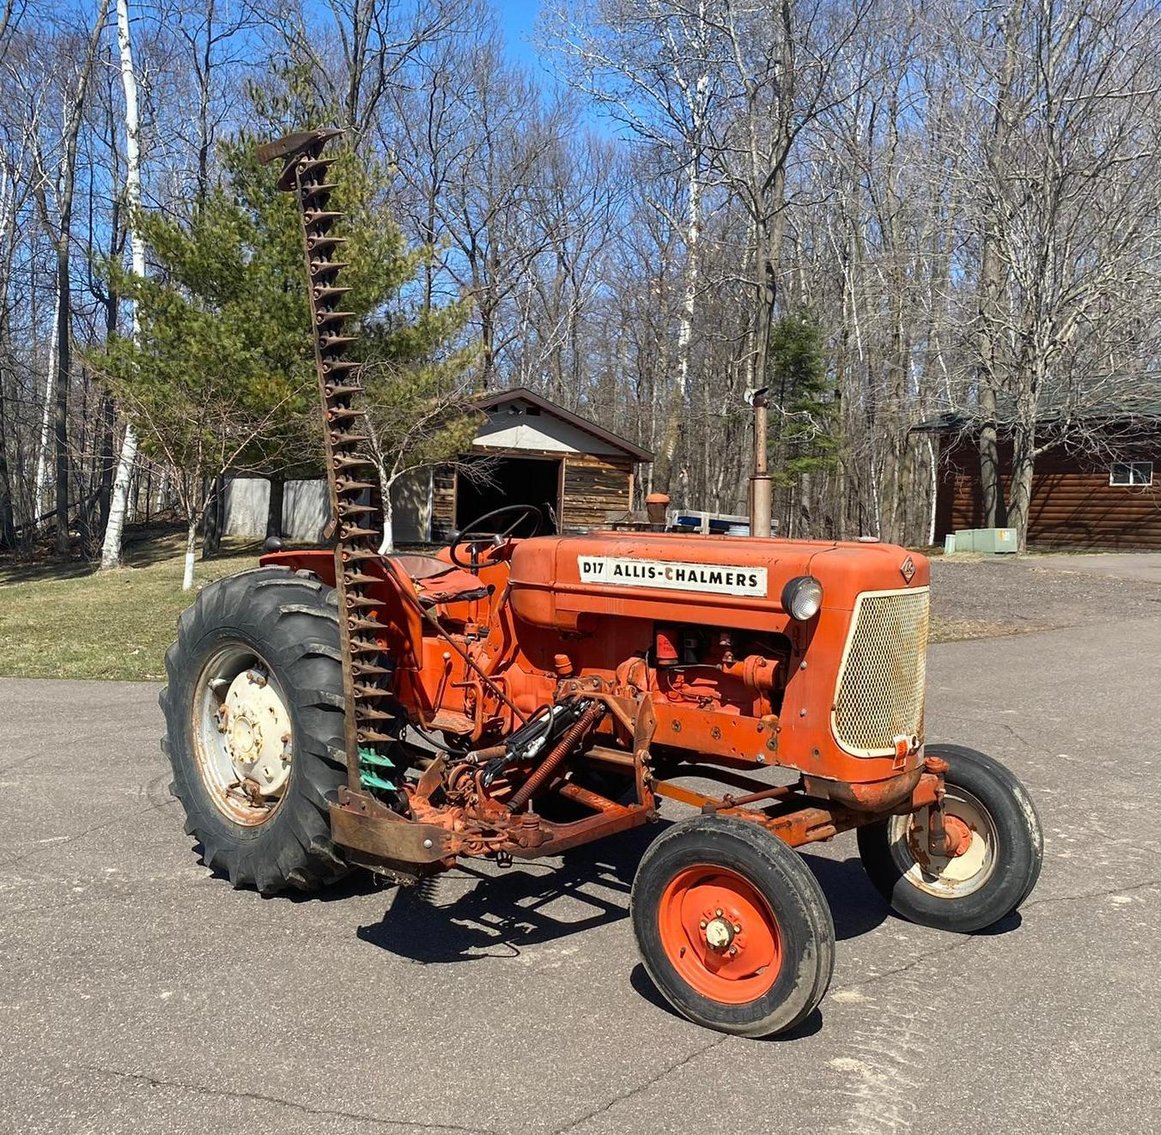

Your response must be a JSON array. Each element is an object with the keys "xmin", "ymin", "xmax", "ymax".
[{"xmin": 0, "ymin": 532, "xmax": 264, "ymax": 682}]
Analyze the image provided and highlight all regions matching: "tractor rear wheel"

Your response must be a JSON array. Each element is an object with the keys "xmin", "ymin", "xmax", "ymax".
[
  {"xmin": 161, "ymin": 566, "xmax": 351, "ymax": 895},
  {"xmin": 631, "ymin": 815, "xmax": 835, "ymax": 1038},
  {"xmin": 856, "ymin": 744, "xmax": 1043, "ymax": 932}
]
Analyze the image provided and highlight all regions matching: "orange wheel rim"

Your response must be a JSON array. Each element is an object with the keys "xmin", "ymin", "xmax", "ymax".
[{"xmin": 657, "ymin": 865, "xmax": 782, "ymax": 1004}]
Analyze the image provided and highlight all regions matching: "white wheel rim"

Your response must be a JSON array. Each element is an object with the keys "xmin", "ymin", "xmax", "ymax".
[
  {"xmin": 193, "ymin": 645, "xmax": 294, "ymax": 826},
  {"xmin": 886, "ymin": 786, "xmax": 997, "ymax": 899}
]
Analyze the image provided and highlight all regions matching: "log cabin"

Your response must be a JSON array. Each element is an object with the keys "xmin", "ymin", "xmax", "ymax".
[{"xmin": 917, "ymin": 413, "xmax": 1161, "ymax": 551}]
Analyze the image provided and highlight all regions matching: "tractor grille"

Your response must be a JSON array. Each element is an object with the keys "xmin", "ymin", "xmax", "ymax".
[{"xmin": 831, "ymin": 587, "xmax": 930, "ymax": 757}]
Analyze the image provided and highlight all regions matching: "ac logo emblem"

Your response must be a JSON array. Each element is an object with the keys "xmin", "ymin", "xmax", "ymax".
[{"xmin": 900, "ymin": 556, "xmax": 916, "ymax": 583}]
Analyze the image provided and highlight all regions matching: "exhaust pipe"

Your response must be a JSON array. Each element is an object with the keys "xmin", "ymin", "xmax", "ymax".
[{"xmin": 748, "ymin": 387, "xmax": 772, "ymax": 538}]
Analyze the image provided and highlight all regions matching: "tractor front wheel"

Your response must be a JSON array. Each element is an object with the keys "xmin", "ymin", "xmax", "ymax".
[
  {"xmin": 856, "ymin": 744, "xmax": 1043, "ymax": 932},
  {"xmin": 631, "ymin": 816, "xmax": 835, "ymax": 1038},
  {"xmin": 161, "ymin": 567, "xmax": 352, "ymax": 894}
]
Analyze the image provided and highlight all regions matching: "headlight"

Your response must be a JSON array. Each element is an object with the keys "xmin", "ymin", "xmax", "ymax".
[{"xmin": 781, "ymin": 576, "xmax": 823, "ymax": 621}]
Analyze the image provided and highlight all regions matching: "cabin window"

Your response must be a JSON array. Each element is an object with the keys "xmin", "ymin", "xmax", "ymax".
[{"xmin": 1109, "ymin": 461, "xmax": 1153, "ymax": 486}]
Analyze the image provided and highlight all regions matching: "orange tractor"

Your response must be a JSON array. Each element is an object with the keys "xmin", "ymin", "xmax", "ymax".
[{"xmin": 161, "ymin": 132, "xmax": 1042, "ymax": 1038}]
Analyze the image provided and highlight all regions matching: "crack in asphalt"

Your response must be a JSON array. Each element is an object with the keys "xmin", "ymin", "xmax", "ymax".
[
  {"xmin": 0, "ymin": 749, "xmax": 53, "ymax": 775},
  {"xmin": 1022, "ymin": 877, "xmax": 1161, "ymax": 908},
  {"xmin": 0, "ymin": 800, "xmax": 174, "ymax": 871},
  {"xmin": 840, "ymin": 934, "xmax": 978, "ymax": 991},
  {"xmin": 77, "ymin": 1064, "xmax": 501, "ymax": 1135},
  {"xmin": 550, "ymin": 1035, "xmax": 730, "ymax": 1135}
]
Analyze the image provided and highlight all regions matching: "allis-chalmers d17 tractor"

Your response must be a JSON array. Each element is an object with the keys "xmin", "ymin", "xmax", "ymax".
[{"xmin": 161, "ymin": 131, "xmax": 1042, "ymax": 1038}]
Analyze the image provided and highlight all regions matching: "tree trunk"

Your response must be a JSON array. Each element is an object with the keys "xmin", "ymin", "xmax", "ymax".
[
  {"xmin": 202, "ymin": 474, "xmax": 224, "ymax": 557},
  {"xmin": 52, "ymin": 244, "xmax": 70, "ymax": 555},
  {"xmin": 653, "ymin": 150, "xmax": 703, "ymax": 501},
  {"xmin": 101, "ymin": 426, "xmax": 137, "ymax": 570},
  {"xmin": 266, "ymin": 475, "xmax": 284, "ymax": 540},
  {"xmin": 1007, "ymin": 422, "xmax": 1035, "ymax": 552},
  {"xmin": 976, "ymin": 1, "xmax": 1021, "ymax": 529},
  {"xmin": 377, "ymin": 483, "xmax": 395, "ymax": 555},
  {"xmin": 96, "ymin": 392, "xmax": 115, "ymax": 535},
  {"xmin": 100, "ymin": 0, "xmax": 145, "ymax": 571},
  {"xmin": 34, "ymin": 289, "xmax": 59, "ymax": 518},
  {"xmin": 182, "ymin": 516, "xmax": 197, "ymax": 591},
  {"xmin": 0, "ymin": 363, "xmax": 13, "ymax": 550}
]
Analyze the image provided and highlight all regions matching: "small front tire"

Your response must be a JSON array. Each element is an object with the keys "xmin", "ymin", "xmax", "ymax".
[
  {"xmin": 857, "ymin": 744, "xmax": 1043, "ymax": 932},
  {"xmin": 631, "ymin": 816, "xmax": 835, "ymax": 1038}
]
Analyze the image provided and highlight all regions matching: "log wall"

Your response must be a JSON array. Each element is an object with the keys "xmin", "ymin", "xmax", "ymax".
[
  {"xmin": 560, "ymin": 452, "xmax": 634, "ymax": 531},
  {"xmin": 936, "ymin": 437, "xmax": 1161, "ymax": 550}
]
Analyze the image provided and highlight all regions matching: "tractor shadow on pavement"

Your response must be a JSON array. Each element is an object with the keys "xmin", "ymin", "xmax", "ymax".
[
  {"xmin": 356, "ymin": 823, "xmax": 659, "ymax": 962},
  {"xmin": 355, "ymin": 827, "xmax": 896, "ymax": 965}
]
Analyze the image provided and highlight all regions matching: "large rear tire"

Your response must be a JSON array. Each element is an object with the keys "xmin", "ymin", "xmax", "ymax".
[
  {"xmin": 856, "ymin": 744, "xmax": 1043, "ymax": 932},
  {"xmin": 161, "ymin": 566, "xmax": 351, "ymax": 894},
  {"xmin": 631, "ymin": 816, "xmax": 835, "ymax": 1038}
]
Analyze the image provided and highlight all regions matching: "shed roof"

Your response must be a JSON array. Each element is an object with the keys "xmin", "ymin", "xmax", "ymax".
[{"xmin": 473, "ymin": 387, "xmax": 654, "ymax": 463}]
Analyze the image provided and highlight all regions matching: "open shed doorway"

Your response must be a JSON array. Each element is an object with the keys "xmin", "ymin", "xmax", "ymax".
[{"xmin": 455, "ymin": 455, "xmax": 561, "ymax": 536}]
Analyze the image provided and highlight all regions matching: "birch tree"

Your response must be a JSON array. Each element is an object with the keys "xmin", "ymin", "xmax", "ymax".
[
  {"xmin": 29, "ymin": 0, "xmax": 111, "ymax": 552},
  {"xmin": 549, "ymin": 0, "xmax": 723, "ymax": 500},
  {"xmin": 99, "ymin": 0, "xmax": 144, "ymax": 570}
]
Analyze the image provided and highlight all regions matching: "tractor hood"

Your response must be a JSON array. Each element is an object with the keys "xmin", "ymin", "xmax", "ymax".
[{"xmin": 508, "ymin": 531, "xmax": 929, "ymax": 634}]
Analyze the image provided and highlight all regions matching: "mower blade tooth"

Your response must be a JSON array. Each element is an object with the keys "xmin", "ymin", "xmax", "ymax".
[
  {"xmin": 319, "ymin": 334, "xmax": 358, "ymax": 350},
  {"xmin": 331, "ymin": 453, "xmax": 373, "ymax": 469},
  {"xmin": 344, "ymin": 594, "xmax": 379, "ymax": 609},
  {"xmin": 347, "ymin": 616, "xmax": 388, "ymax": 634},
  {"xmin": 309, "ymin": 260, "xmax": 350, "ymax": 277},
  {"xmin": 352, "ymin": 662, "xmax": 392, "ymax": 678},
  {"xmin": 356, "ymin": 729, "xmax": 394, "ymax": 744},
  {"xmin": 316, "ymin": 310, "xmax": 356, "ymax": 327},
  {"xmin": 353, "ymin": 686, "xmax": 393, "ymax": 700},
  {"xmin": 256, "ymin": 129, "xmax": 338, "ymax": 165},
  {"xmin": 339, "ymin": 524, "xmax": 378, "ymax": 541},
  {"xmin": 301, "ymin": 211, "xmax": 341, "ymax": 228},
  {"xmin": 333, "ymin": 478, "xmax": 374, "ymax": 494}
]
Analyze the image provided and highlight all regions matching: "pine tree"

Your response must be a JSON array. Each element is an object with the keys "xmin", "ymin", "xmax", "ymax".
[
  {"xmin": 767, "ymin": 310, "xmax": 839, "ymax": 534},
  {"xmin": 94, "ymin": 136, "xmax": 476, "ymax": 586}
]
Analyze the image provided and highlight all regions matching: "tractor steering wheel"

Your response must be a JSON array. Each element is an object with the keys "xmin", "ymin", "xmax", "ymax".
[{"xmin": 449, "ymin": 504, "xmax": 543, "ymax": 570}]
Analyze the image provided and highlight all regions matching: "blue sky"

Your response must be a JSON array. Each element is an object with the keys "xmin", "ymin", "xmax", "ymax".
[{"xmin": 495, "ymin": 0, "xmax": 542, "ymax": 67}]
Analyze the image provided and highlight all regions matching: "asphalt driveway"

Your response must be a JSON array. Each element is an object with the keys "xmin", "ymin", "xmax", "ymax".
[{"xmin": 2, "ymin": 613, "xmax": 1159, "ymax": 1135}]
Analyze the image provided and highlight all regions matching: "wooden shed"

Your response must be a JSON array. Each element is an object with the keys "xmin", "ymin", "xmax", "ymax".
[
  {"xmin": 419, "ymin": 388, "xmax": 652, "ymax": 542},
  {"xmin": 924, "ymin": 418, "xmax": 1161, "ymax": 550}
]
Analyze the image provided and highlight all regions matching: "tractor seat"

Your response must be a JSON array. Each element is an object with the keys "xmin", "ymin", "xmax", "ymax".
[{"xmin": 388, "ymin": 553, "xmax": 492, "ymax": 608}]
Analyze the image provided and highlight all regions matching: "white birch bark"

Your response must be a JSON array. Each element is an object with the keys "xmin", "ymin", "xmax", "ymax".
[
  {"xmin": 377, "ymin": 486, "xmax": 396, "ymax": 555},
  {"xmin": 99, "ymin": 0, "xmax": 144, "ymax": 570},
  {"xmin": 182, "ymin": 516, "xmax": 196, "ymax": 590},
  {"xmin": 33, "ymin": 288, "xmax": 59, "ymax": 516}
]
